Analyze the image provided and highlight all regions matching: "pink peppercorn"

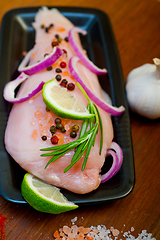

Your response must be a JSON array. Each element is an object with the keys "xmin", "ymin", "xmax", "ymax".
[
  {"xmin": 60, "ymin": 61, "xmax": 66, "ymax": 68},
  {"xmin": 67, "ymin": 83, "xmax": 75, "ymax": 91},
  {"xmin": 51, "ymin": 135, "xmax": 59, "ymax": 144}
]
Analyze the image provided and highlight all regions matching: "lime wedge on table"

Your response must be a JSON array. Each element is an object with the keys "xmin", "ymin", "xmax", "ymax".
[
  {"xmin": 21, "ymin": 173, "xmax": 78, "ymax": 214},
  {"xmin": 42, "ymin": 79, "xmax": 93, "ymax": 120}
]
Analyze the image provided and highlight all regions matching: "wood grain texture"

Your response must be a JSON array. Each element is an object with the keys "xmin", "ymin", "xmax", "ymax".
[{"xmin": 0, "ymin": 0, "xmax": 160, "ymax": 239}]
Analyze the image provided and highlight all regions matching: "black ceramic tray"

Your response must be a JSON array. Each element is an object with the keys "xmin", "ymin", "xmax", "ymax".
[{"xmin": 0, "ymin": 7, "xmax": 135, "ymax": 205}]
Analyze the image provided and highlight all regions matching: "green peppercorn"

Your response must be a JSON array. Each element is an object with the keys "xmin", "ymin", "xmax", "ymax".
[
  {"xmin": 72, "ymin": 125, "xmax": 79, "ymax": 132},
  {"xmin": 56, "ymin": 123, "xmax": 63, "ymax": 130},
  {"xmin": 55, "ymin": 118, "xmax": 61, "ymax": 124},
  {"xmin": 50, "ymin": 125, "xmax": 56, "ymax": 134},
  {"xmin": 70, "ymin": 131, "xmax": 77, "ymax": 138},
  {"xmin": 57, "ymin": 37, "xmax": 62, "ymax": 43},
  {"xmin": 41, "ymin": 24, "xmax": 45, "ymax": 29},
  {"xmin": 46, "ymin": 107, "xmax": 50, "ymax": 112},
  {"xmin": 46, "ymin": 66, "xmax": 52, "ymax": 71},
  {"xmin": 61, "ymin": 127, "xmax": 66, "ymax": 133}
]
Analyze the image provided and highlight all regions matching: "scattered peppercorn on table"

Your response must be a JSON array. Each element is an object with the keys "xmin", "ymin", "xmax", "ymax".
[{"xmin": 0, "ymin": 0, "xmax": 160, "ymax": 239}]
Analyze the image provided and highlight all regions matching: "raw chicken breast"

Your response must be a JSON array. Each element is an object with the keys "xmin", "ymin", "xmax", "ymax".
[{"xmin": 4, "ymin": 7, "xmax": 113, "ymax": 194}]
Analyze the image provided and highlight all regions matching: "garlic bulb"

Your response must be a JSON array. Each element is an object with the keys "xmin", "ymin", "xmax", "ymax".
[{"xmin": 126, "ymin": 58, "xmax": 160, "ymax": 119}]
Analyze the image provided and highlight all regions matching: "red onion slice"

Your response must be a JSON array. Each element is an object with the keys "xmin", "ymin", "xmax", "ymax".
[
  {"xmin": 3, "ymin": 72, "xmax": 44, "ymax": 103},
  {"xmin": 110, "ymin": 141, "xmax": 123, "ymax": 168},
  {"xmin": 69, "ymin": 56, "xmax": 125, "ymax": 116},
  {"xmin": 68, "ymin": 27, "xmax": 107, "ymax": 75},
  {"xmin": 100, "ymin": 141, "xmax": 123, "ymax": 183},
  {"xmin": 18, "ymin": 47, "xmax": 63, "ymax": 75}
]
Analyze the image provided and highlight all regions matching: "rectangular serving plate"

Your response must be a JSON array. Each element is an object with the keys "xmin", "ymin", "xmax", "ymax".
[{"xmin": 0, "ymin": 7, "xmax": 135, "ymax": 205}]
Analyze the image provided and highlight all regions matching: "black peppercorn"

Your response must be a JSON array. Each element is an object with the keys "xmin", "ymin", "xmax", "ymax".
[
  {"xmin": 55, "ymin": 34, "xmax": 59, "ymax": 39},
  {"xmin": 55, "ymin": 68, "xmax": 62, "ymax": 73},
  {"xmin": 44, "ymin": 53, "xmax": 49, "ymax": 58},
  {"xmin": 70, "ymin": 131, "xmax": 77, "ymax": 138},
  {"xmin": 55, "ymin": 74, "xmax": 62, "ymax": 81},
  {"xmin": 61, "ymin": 79, "xmax": 68, "ymax": 85},
  {"xmin": 41, "ymin": 135, "xmax": 47, "ymax": 141},
  {"xmin": 64, "ymin": 37, "xmax": 69, "ymax": 42}
]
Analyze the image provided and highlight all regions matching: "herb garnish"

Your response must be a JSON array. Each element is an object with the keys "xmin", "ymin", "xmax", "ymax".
[{"xmin": 40, "ymin": 83, "xmax": 103, "ymax": 172}]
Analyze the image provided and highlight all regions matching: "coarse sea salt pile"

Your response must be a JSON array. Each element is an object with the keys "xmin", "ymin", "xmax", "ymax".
[{"xmin": 53, "ymin": 217, "xmax": 156, "ymax": 240}]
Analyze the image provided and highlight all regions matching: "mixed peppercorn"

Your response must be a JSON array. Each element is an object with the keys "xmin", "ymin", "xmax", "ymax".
[
  {"xmin": 40, "ymin": 23, "xmax": 78, "ymax": 145},
  {"xmin": 41, "ymin": 117, "xmax": 80, "ymax": 144}
]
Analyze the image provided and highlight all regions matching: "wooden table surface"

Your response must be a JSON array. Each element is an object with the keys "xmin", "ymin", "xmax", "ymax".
[{"xmin": 0, "ymin": 0, "xmax": 160, "ymax": 239}]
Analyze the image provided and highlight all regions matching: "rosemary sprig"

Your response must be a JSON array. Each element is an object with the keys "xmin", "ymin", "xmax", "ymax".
[{"xmin": 40, "ymin": 83, "xmax": 103, "ymax": 172}]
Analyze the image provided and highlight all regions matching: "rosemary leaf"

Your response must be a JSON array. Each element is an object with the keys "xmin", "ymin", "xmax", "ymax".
[
  {"xmin": 81, "ymin": 123, "xmax": 99, "ymax": 171},
  {"xmin": 45, "ymin": 149, "xmax": 70, "ymax": 169},
  {"xmin": 89, "ymin": 102, "xmax": 95, "ymax": 130},
  {"xmin": 79, "ymin": 118, "xmax": 89, "ymax": 138},
  {"xmin": 93, "ymin": 103, "xmax": 103, "ymax": 155},
  {"xmin": 64, "ymin": 139, "xmax": 89, "ymax": 172},
  {"xmin": 71, "ymin": 139, "xmax": 88, "ymax": 164},
  {"xmin": 64, "ymin": 146, "xmax": 87, "ymax": 173}
]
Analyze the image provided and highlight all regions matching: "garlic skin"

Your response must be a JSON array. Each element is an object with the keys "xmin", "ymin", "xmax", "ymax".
[{"xmin": 126, "ymin": 58, "xmax": 160, "ymax": 119}]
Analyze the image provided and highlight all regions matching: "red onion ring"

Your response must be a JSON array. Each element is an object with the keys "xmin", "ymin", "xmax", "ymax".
[
  {"xmin": 109, "ymin": 141, "xmax": 123, "ymax": 168},
  {"xmin": 101, "ymin": 141, "xmax": 123, "ymax": 183},
  {"xmin": 69, "ymin": 56, "xmax": 125, "ymax": 116},
  {"xmin": 18, "ymin": 47, "xmax": 63, "ymax": 75},
  {"xmin": 68, "ymin": 27, "xmax": 107, "ymax": 75},
  {"xmin": 3, "ymin": 72, "xmax": 45, "ymax": 103}
]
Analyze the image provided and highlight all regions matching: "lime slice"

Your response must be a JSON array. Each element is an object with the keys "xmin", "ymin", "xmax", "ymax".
[
  {"xmin": 42, "ymin": 79, "xmax": 94, "ymax": 120},
  {"xmin": 21, "ymin": 173, "xmax": 78, "ymax": 214}
]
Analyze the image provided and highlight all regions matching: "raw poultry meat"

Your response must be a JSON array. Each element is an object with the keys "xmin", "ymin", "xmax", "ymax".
[{"xmin": 4, "ymin": 7, "xmax": 113, "ymax": 194}]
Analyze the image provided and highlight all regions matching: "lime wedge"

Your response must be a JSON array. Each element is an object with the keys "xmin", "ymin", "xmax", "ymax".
[
  {"xmin": 21, "ymin": 173, "xmax": 78, "ymax": 214},
  {"xmin": 42, "ymin": 79, "xmax": 94, "ymax": 120}
]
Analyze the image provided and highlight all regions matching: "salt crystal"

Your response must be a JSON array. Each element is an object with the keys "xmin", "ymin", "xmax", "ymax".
[
  {"xmin": 53, "ymin": 220, "xmax": 156, "ymax": 240},
  {"xmin": 90, "ymin": 231, "xmax": 97, "ymax": 236},
  {"xmin": 83, "ymin": 227, "xmax": 91, "ymax": 234},
  {"xmin": 99, "ymin": 229, "xmax": 107, "ymax": 238},
  {"xmin": 93, "ymin": 228, "xmax": 99, "ymax": 233},
  {"xmin": 97, "ymin": 225, "xmax": 102, "ymax": 231},
  {"xmin": 63, "ymin": 225, "xmax": 71, "ymax": 235},
  {"xmin": 71, "ymin": 216, "xmax": 77, "ymax": 224},
  {"xmin": 110, "ymin": 227, "xmax": 120, "ymax": 237},
  {"xmin": 71, "ymin": 225, "xmax": 78, "ymax": 230},
  {"xmin": 68, "ymin": 229, "xmax": 77, "ymax": 238}
]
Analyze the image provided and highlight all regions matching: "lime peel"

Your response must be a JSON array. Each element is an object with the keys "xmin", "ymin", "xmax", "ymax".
[{"xmin": 21, "ymin": 173, "xmax": 78, "ymax": 214}]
